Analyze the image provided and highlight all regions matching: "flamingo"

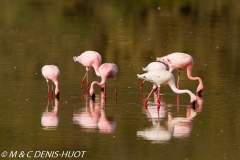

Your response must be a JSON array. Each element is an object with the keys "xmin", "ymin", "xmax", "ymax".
[
  {"xmin": 137, "ymin": 70, "xmax": 197, "ymax": 109},
  {"xmin": 73, "ymin": 51, "xmax": 102, "ymax": 89},
  {"xmin": 140, "ymin": 62, "xmax": 167, "ymax": 89},
  {"xmin": 89, "ymin": 63, "xmax": 118, "ymax": 99},
  {"xmin": 41, "ymin": 65, "xmax": 60, "ymax": 98},
  {"xmin": 156, "ymin": 52, "xmax": 203, "ymax": 96}
]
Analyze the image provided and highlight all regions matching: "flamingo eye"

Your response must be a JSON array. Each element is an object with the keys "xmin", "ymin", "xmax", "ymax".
[{"xmin": 143, "ymin": 76, "xmax": 146, "ymax": 78}]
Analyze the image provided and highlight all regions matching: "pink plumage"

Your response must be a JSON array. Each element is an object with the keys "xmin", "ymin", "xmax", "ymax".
[
  {"xmin": 89, "ymin": 63, "xmax": 118, "ymax": 99},
  {"xmin": 156, "ymin": 52, "xmax": 203, "ymax": 96},
  {"xmin": 73, "ymin": 51, "xmax": 102, "ymax": 89},
  {"xmin": 41, "ymin": 65, "xmax": 60, "ymax": 98},
  {"xmin": 140, "ymin": 62, "xmax": 167, "ymax": 89},
  {"xmin": 137, "ymin": 70, "xmax": 197, "ymax": 109}
]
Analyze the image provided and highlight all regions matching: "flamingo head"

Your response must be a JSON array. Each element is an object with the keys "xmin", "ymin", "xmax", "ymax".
[
  {"xmin": 54, "ymin": 82, "xmax": 60, "ymax": 99},
  {"xmin": 190, "ymin": 100, "xmax": 196, "ymax": 110},
  {"xmin": 73, "ymin": 56, "xmax": 78, "ymax": 62},
  {"xmin": 196, "ymin": 89, "xmax": 202, "ymax": 97},
  {"xmin": 137, "ymin": 73, "xmax": 148, "ymax": 80},
  {"xmin": 89, "ymin": 87, "xmax": 95, "ymax": 100},
  {"xmin": 137, "ymin": 73, "xmax": 153, "ymax": 83},
  {"xmin": 156, "ymin": 56, "xmax": 168, "ymax": 64}
]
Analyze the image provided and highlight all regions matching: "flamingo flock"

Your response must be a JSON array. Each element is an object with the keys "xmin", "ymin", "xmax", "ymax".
[{"xmin": 41, "ymin": 51, "xmax": 203, "ymax": 109}]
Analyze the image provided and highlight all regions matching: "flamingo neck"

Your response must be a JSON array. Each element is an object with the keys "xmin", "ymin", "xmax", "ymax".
[
  {"xmin": 89, "ymin": 77, "xmax": 107, "ymax": 96},
  {"xmin": 186, "ymin": 67, "xmax": 204, "ymax": 92},
  {"xmin": 168, "ymin": 81, "xmax": 196, "ymax": 103},
  {"xmin": 94, "ymin": 66, "xmax": 101, "ymax": 77},
  {"xmin": 53, "ymin": 81, "xmax": 60, "ymax": 97}
]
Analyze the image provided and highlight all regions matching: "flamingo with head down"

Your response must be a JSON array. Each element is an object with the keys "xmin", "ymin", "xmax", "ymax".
[
  {"xmin": 140, "ymin": 62, "xmax": 167, "ymax": 89},
  {"xmin": 89, "ymin": 63, "xmax": 118, "ymax": 100},
  {"xmin": 137, "ymin": 70, "xmax": 197, "ymax": 109},
  {"xmin": 73, "ymin": 51, "xmax": 102, "ymax": 89},
  {"xmin": 156, "ymin": 52, "xmax": 203, "ymax": 96},
  {"xmin": 41, "ymin": 65, "xmax": 60, "ymax": 98}
]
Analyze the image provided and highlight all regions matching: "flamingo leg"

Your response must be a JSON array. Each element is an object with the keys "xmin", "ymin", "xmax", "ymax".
[
  {"xmin": 104, "ymin": 84, "xmax": 106, "ymax": 96},
  {"xmin": 157, "ymin": 87, "xmax": 161, "ymax": 104},
  {"xmin": 81, "ymin": 70, "xmax": 88, "ymax": 89},
  {"xmin": 52, "ymin": 82, "xmax": 54, "ymax": 92},
  {"xmin": 144, "ymin": 87, "xmax": 155, "ymax": 104},
  {"xmin": 113, "ymin": 79, "xmax": 117, "ymax": 97},
  {"xmin": 177, "ymin": 69, "xmax": 181, "ymax": 89},
  {"xmin": 140, "ymin": 80, "xmax": 145, "ymax": 89},
  {"xmin": 46, "ymin": 80, "xmax": 52, "ymax": 99},
  {"xmin": 46, "ymin": 80, "xmax": 49, "ymax": 93},
  {"xmin": 86, "ymin": 71, "xmax": 89, "ymax": 89},
  {"xmin": 81, "ymin": 72, "xmax": 87, "ymax": 89},
  {"xmin": 101, "ymin": 84, "xmax": 106, "ymax": 96}
]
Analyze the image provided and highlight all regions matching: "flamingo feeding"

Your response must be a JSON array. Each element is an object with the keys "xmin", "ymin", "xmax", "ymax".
[
  {"xmin": 140, "ymin": 62, "xmax": 167, "ymax": 89},
  {"xmin": 41, "ymin": 65, "xmax": 60, "ymax": 98},
  {"xmin": 137, "ymin": 70, "xmax": 197, "ymax": 109},
  {"xmin": 156, "ymin": 52, "xmax": 203, "ymax": 96},
  {"xmin": 89, "ymin": 63, "xmax": 118, "ymax": 100},
  {"xmin": 73, "ymin": 51, "xmax": 102, "ymax": 89}
]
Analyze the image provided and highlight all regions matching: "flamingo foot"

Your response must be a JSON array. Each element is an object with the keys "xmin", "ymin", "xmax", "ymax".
[
  {"xmin": 190, "ymin": 100, "xmax": 196, "ymax": 110},
  {"xmin": 196, "ymin": 90, "xmax": 202, "ymax": 97}
]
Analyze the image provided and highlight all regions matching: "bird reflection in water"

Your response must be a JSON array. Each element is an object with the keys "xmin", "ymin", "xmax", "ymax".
[
  {"xmin": 137, "ymin": 92, "xmax": 199, "ymax": 143},
  {"xmin": 73, "ymin": 93, "xmax": 116, "ymax": 133},
  {"xmin": 41, "ymin": 98, "xmax": 59, "ymax": 130}
]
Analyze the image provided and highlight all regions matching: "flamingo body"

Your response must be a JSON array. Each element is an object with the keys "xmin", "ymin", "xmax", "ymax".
[
  {"xmin": 156, "ymin": 52, "xmax": 203, "ymax": 95},
  {"xmin": 142, "ymin": 62, "xmax": 167, "ymax": 72},
  {"xmin": 137, "ymin": 70, "xmax": 196, "ymax": 108},
  {"xmin": 73, "ymin": 51, "xmax": 102, "ymax": 88},
  {"xmin": 89, "ymin": 63, "xmax": 118, "ymax": 98},
  {"xmin": 140, "ymin": 62, "xmax": 166, "ymax": 89},
  {"xmin": 41, "ymin": 65, "xmax": 60, "ymax": 97}
]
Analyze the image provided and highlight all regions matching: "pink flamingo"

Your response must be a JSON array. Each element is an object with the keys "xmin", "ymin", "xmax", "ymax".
[
  {"xmin": 89, "ymin": 63, "xmax": 118, "ymax": 99},
  {"xmin": 156, "ymin": 52, "xmax": 203, "ymax": 96},
  {"xmin": 73, "ymin": 51, "xmax": 102, "ymax": 89},
  {"xmin": 140, "ymin": 62, "xmax": 167, "ymax": 89},
  {"xmin": 41, "ymin": 65, "xmax": 60, "ymax": 98},
  {"xmin": 137, "ymin": 70, "xmax": 197, "ymax": 109}
]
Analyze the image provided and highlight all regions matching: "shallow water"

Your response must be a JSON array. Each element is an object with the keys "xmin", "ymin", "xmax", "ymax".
[{"xmin": 0, "ymin": 0, "xmax": 240, "ymax": 160}]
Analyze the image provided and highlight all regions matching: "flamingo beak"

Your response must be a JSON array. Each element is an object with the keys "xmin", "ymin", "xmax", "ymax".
[
  {"xmin": 190, "ymin": 100, "xmax": 196, "ymax": 110},
  {"xmin": 196, "ymin": 90, "xmax": 202, "ymax": 97},
  {"xmin": 91, "ymin": 93, "xmax": 96, "ymax": 101},
  {"xmin": 56, "ymin": 93, "xmax": 60, "ymax": 99}
]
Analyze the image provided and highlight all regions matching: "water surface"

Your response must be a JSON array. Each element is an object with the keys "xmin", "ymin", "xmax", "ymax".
[{"xmin": 0, "ymin": 0, "xmax": 240, "ymax": 160}]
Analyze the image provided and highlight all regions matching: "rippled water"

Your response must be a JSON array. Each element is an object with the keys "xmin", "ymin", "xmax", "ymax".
[{"xmin": 0, "ymin": 0, "xmax": 240, "ymax": 160}]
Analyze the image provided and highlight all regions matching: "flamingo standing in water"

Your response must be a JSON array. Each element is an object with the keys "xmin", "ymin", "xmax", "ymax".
[
  {"xmin": 89, "ymin": 63, "xmax": 118, "ymax": 99},
  {"xmin": 140, "ymin": 62, "xmax": 167, "ymax": 89},
  {"xmin": 41, "ymin": 65, "xmax": 60, "ymax": 98},
  {"xmin": 137, "ymin": 70, "xmax": 197, "ymax": 109},
  {"xmin": 73, "ymin": 51, "xmax": 102, "ymax": 89},
  {"xmin": 156, "ymin": 52, "xmax": 203, "ymax": 96}
]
